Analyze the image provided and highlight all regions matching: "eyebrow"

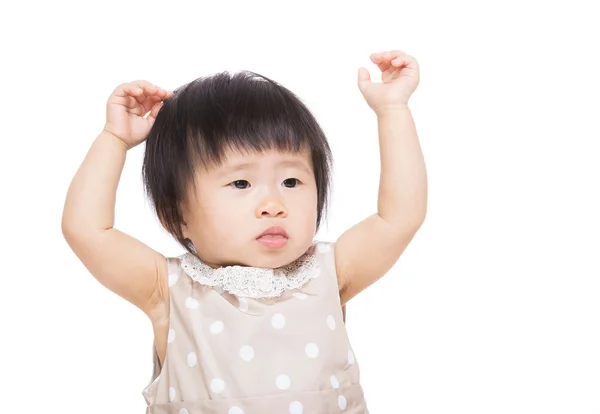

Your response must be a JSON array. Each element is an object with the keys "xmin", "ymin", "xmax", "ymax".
[
  {"xmin": 278, "ymin": 160, "xmax": 312, "ymax": 175},
  {"xmin": 217, "ymin": 160, "xmax": 312, "ymax": 177},
  {"xmin": 217, "ymin": 163, "xmax": 254, "ymax": 176}
]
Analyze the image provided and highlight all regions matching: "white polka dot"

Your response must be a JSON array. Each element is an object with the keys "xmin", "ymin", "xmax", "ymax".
[
  {"xmin": 239, "ymin": 345, "xmax": 254, "ymax": 361},
  {"xmin": 185, "ymin": 297, "xmax": 199, "ymax": 309},
  {"xmin": 168, "ymin": 273, "xmax": 179, "ymax": 287},
  {"xmin": 168, "ymin": 328, "xmax": 176, "ymax": 343},
  {"xmin": 169, "ymin": 386, "xmax": 176, "ymax": 401},
  {"xmin": 338, "ymin": 395, "xmax": 347, "ymax": 410},
  {"xmin": 271, "ymin": 313, "xmax": 286, "ymax": 329},
  {"xmin": 330, "ymin": 375, "xmax": 339, "ymax": 388},
  {"xmin": 305, "ymin": 343, "xmax": 319, "ymax": 358},
  {"xmin": 292, "ymin": 292, "xmax": 307, "ymax": 300},
  {"xmin": 348, "ymin": 349, "xmax": 355, "ymax": 365},
  {"xmin": 289, "ymin": 401, "xmax": 303, "ymax": 414},
  {"xmin": 275, "ymin": 374, "xmax": 291, "ymax": 389},
  {"xmin": 310, "ymin": 268, "xmax": 321, "ymax": 279},
  {"xmin": 210, "ymin": 320, "xmax": 224, "ymax": 334},
  {"xmin": 179, "ymin": 409, "xmax": 188, "ymax": 414},
  {"xmin": 238, "ymin": 297, "xmax": 249, "ymax": 311},
  {"xmin": 187, "ymin": 351, "xmax": 197, "ymax": 367},
  {"xmin": 211, "ymin": 378, "xmax": 225, "ymax": 393},
  {"xmin": 317, "ymin": 243, "xmax": 331, "ymax": 253},
  {"xmin": 327, "ymin": 315, "xmax": 336, "ymax": 330},
  {"xmin": 229, "ymin": 407, "xmax": 243, "ymax": 414}
]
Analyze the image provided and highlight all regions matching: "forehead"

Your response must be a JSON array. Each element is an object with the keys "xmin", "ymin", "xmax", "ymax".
[
  {"xmin": 206, "ymin": 147, "xmax": 313, "ymax": 174},
  {"xmin": 226, "ymin": 146, "xmax": 310, "ymax": 163}
]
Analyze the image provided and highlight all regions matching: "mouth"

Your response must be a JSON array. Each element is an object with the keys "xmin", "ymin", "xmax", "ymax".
[{"xmin": 256, "ymin": 226, "xmax": 289, "ymax": 249}]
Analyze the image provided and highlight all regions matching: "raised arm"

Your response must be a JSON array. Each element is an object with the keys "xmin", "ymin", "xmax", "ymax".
[
  {"xmin": 335, "ymin": 51, "xmax": 427, "ymax": 305},
  {"xmin": 61, "ymin": 81, "xmax": 172, "ymax": 319}
]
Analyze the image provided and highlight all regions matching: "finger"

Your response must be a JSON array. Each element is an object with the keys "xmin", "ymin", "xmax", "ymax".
[
  {"xmin": 370, "ymin": 51, "xmax": 397, "ymax": 71},
  {"xmin": 370, "ymin": 53, "xmax": 384, "ymax": 64},
  {"xmin": 388, "ymin": 50, "xmax": 407, "ymax": 58},
  {"xmin": 113, "ymin": 80, "xmax": 153, "ymax": 98},
  {"xmin": 130, "ymin": 80, "xmax": 158, "ymax": 91},
  {"xmin": 147, "ymin": 100, "xmax": 165, "ymax": 122},
  {"xmin": 392, "ymin": 54, "xmax": 417, "ymax": 69},
  {"xmin": 391, "ymin": 56, "xmax": 406, "ymax": 67},
  {"xmin": 389, "ymin": 50, "xmax": 413, "ymax": 67},
  {"xmin": 140, "ymin": 83, "xmax": 172, "ymax": 99},
  {"xmin": 132, "ymin": 81, "xmax": 172, "ymax": 99},
  {"xmin": 371, "ymin": 51, "xmax": 386, "ymax": 60},
  {"xmin": 357, "ymin": 67, "xmax": 371, "ymax": 91},
  {"xmin": 116, "ymin": 81, "xmax": 169, "ymax": 102},
  {"xmin": 370, "ymin": 55, "xmax": 392, "ymax": 72},
  {"xmin": 371, "ymin": 50, "xmax": 407, "ymax": 64},
  {"xmin": 109, "ymin": 86, "xmax": 145, "ymax": 113},
  {"xmin": 373, "ymin": 52, "xmax": 415, "ymax": 74},
  {"xmin": 133, "ymin": 84, "xmax": 172, "ymax": 106},
  {"xmin": 131, "ymin": 81, "xmax": 160, "ymax": 105},
  {"xmin": 110, "ymin": 82, "xmax": 172, "ymax": 114},
  {"xmin": 133, "ymin": 90, "xmax": 172, "ymax": 112},
  {"xmin": 141, "ymin": 94, "xmax": 164, "ymax": 114}
]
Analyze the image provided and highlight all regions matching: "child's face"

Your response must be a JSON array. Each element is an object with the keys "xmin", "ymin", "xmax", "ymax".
[{"xmin": 182, "ymin": 147, "xmax": 318, "ymax": 269}]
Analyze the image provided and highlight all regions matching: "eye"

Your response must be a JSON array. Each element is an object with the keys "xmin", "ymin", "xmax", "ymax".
[
  {"xmin": 282, "ymin": 178, "xmax": 300, "ymax": 188},
  {"xmin": 230, "ymin": 180, "xmax": 250, "ymax": 189}
]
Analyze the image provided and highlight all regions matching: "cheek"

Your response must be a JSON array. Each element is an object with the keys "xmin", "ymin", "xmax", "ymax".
[
  {"xmin": 196, "ymin": 192, "xmax": 249, "ymax": 233},
  {"xmin": 293, "ymin": 187, "xmax": 318, "ymax": 224},
  {"xmin": 198, "ymin": 196, "xmax": 232, "ymax": 221}
]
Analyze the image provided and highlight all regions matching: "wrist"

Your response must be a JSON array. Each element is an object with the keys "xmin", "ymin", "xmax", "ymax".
[
  {"xmin": 374, "ymin": 104, "xmax": 410, "ymax": 118},
  {"xmin": 100, "ymin": 129, "xmax": 131, "ymax": 152}
]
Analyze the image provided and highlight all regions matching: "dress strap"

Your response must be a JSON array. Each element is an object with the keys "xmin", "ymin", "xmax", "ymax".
[{"xmin": 149, "ymin": 257, "xmax": 182, "ymax": 384}]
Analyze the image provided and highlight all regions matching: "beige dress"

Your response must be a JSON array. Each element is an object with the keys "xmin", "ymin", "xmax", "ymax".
[{"xmin": 142, "ymin": 241, "xmax": 369, "ymax": 413}]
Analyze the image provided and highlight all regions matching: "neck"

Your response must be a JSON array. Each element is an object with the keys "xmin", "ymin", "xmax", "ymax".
[{"xmin": 193, "ymin": 253, "xmax": 246, "ymax": 269}]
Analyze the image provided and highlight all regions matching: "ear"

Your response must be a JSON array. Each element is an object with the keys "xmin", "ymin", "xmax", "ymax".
[
  {"xmin": 157, "ymin": 212, "xmax": 187, "ymax": 241},
  {"xmin": 181, "ymin": 219, "xmax": 189, "ymax": 239},
  {"xmin": 178, "ymin": 200, "xmax": 191, "ymax": 239}
]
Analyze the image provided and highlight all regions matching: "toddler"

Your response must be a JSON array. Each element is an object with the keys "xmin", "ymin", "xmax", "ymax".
[{"xmin": 62, "ymin": 49, "xmax": 427, "ymax": 413}]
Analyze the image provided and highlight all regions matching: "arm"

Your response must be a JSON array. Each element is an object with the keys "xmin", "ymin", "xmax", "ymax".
[
  {"xmin": 335, "ymin": 105, "xmax": 427, "ymax": 305},
  {"xmin": 61, "ymin": 130, "xmax": 167, "ymax": 319}
]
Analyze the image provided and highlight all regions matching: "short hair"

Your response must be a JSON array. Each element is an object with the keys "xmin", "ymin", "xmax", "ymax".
[{"xmin": 142, "ymin": 70, "xmax": 333, "ymax": 255}]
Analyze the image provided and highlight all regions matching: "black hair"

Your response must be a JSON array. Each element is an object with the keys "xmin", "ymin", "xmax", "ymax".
[{"xmin": 142, "ymin": 70, "xmax": 333, "ymax": 256}]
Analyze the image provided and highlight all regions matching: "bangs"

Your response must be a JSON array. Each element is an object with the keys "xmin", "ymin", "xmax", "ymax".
[{"xmin": 178, "ymin": 71, "xmax": 319, "ymax": 168}]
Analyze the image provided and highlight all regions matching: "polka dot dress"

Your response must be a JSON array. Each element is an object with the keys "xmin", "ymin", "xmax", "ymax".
[{"xmin": 142, "ymin": 242, "xmax": 368, "ymax": 413}]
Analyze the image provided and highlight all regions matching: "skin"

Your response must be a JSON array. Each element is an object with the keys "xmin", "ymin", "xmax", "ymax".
[
  {"xmin": 181, "ymin": 147, "xmax": 318, "ymax": 270},
  {"xmin": 62, "ymin": 50, "xmax": 427, "ymax": 367}
]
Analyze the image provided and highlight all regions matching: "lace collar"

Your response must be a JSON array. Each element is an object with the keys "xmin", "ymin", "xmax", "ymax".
[{"xmin": 179, "ymin": 252, "xmax": 318, "ymax": 299}]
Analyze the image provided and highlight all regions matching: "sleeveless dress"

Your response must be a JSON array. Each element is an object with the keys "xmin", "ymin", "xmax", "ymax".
[{"xmin": 142, "ymin": 241, "xmax": 369, "ymax": 413}]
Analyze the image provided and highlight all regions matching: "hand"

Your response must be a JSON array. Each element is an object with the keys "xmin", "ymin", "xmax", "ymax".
[
  {"xmin": 103, "ymin": 80, "xmax": 173, "ymax": 149},
  {"xmin": 357, "ymin": 50, "xmax": 420, "ymax": 115}
]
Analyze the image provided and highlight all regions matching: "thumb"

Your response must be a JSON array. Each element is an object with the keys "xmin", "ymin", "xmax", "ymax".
[
  {"xmin": 148, "ymin": 101, "xmax": 164, "ymax": 121},
  {"xmin": 358, "ymin": 67, "xmax": 371, "ymax": 92}
]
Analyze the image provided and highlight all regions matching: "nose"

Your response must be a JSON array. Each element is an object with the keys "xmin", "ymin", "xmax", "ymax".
[{"xmin": 256, "ymin": 196, "xmax": 287, "ymax": 218}]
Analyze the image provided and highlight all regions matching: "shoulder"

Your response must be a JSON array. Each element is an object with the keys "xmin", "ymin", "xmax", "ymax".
[
  {"xmin": 306, "ymin": 240, "xmax": 335, "ymax": 263},
  {"xmin": 310, "ymin": 240, "xmax": 349, "ymax": 299},
  {"xmin": 150, "ymin": 254, "xmax": 187, "ymax": 323},
  {"xmin": 309, "ymin": 240, "xmax": 346, "ymax": 317},
  {"xmin": 307, "ymin": 240, "xmax": 339, "ymax": 283},
  {"xmin": 307, "ymin": 240, "xmax": 334, "ymax": 253}
]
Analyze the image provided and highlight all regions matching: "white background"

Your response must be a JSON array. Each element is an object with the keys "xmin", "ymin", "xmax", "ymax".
[{"xmin": 1, "ymin": 0, "xmax": 599, "ymax": 413}]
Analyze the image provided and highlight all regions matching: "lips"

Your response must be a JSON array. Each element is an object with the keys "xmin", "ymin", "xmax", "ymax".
[
  {"xmin": 256, "ymin": 226, "xmax": 289, "ymax": 249},
  {"xmin": 257, "ymin": 226, "xmax": 289, "ymax": 239}
]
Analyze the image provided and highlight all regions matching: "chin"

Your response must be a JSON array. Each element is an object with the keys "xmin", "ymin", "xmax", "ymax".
[{"xmin": 249, "ymin": 243, "xmax": 309, "ymax": 269}]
